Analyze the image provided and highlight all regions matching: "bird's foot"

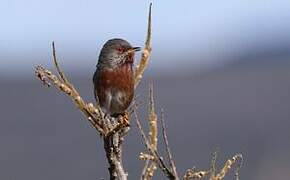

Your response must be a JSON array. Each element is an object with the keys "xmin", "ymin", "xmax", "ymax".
[
  {"xmin": 118, "ymin": 112, "xmax": 130, "ymax": 127},
  {"xmin": 105, "ymin": 112, "xmax": 130, "ymax": 137}
]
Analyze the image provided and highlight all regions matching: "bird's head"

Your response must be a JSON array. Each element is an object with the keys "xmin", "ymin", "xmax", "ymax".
[{"xmin": 98, "ymin": 38, "xmax": 141, "ymax": 69}]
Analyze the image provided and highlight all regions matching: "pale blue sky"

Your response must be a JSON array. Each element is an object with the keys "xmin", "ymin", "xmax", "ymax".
[{"xmin": 1, "ymin": 0, "xmax": 290, "ymax": 76}]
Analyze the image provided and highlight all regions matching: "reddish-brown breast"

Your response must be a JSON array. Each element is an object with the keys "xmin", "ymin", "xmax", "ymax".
[{"xmin": 93, "ymin": 63, "xmax": 134, "ymax": 115}]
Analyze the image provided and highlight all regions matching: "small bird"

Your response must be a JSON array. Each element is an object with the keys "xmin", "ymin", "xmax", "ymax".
[{"xmin": 93, "ymin": 38, "xmax": 141, "ymax": 117}]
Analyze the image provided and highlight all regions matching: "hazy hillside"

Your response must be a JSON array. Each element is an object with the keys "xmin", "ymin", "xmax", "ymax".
[{"xmin": 0, "ymin": 59, "xmax": 289, "ymax": 180}]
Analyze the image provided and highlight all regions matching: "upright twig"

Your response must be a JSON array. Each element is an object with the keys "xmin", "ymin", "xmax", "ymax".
[
  {"xmin": 144, "ymin": 83, "xmax": 158, "ymax": 179},
  {"xmin": 211, "ymin": 154, "xmax": 243, "ymax": 180},
  {"xmin": 161, "ymin": 109, "xmax": 179, "ymax": 179},
  {"xmin": 133, "ymin": 105, "xmax": 175, "ymax": 180},
  {"xmin": 209, "ymin": 150, "xmax": 218, "ymax": 179},
  {"xmin": 134, "ymin": 3, "xmax": 152, "ymax": 89},
  {"xmin": 52, "ymin": 41, "xmax": 68, "ymax": 83},
  {"xmin": 148, "ymin": 83, "xmax": 158, "ymax": 150}
]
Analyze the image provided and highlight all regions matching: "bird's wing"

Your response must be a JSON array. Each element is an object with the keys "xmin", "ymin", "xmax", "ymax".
[{"xmin": 93, "ymin": 69, "xmax": 100, "ymax": 105}]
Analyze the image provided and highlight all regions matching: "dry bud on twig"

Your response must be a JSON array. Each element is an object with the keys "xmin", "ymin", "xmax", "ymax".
[{"xmin": 183, "ymin": 152, "xmax": 243, "ymax": 180}]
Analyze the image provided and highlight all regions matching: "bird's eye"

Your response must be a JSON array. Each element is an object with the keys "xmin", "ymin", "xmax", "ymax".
[{"xmin": 116, "ymin": 47, "xmax": 123, "ymax": 52}]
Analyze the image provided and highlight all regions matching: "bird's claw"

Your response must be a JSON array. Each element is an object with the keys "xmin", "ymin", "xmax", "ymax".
[{"xmin": 105, "ymin": 112, "xmax": 130, "ymax": 137}]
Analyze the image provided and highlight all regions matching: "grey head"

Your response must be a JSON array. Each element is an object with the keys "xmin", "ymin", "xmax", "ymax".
[{"xmin": 97, "ymin": 38, "xmax": 141, "ymax": 69}]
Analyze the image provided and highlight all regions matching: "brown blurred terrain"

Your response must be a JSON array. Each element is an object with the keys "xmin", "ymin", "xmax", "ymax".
[{"xmin": 0, "ymin": 57, "xmax": 290, "ymax": 180}]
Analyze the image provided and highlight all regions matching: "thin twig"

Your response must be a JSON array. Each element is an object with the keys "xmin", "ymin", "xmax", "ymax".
[
  {"xmin": 134, "ymin": 3, "xmax": 152, "ymax": 89},
  {"xmin": 133, "ymin": 104, "xmax": 151, "ymax": 153},
  {"xmin": 213, "ymin": 154, "xmax": 243, "ymax": 180},
  {"xmin": 145, "ymin": 3, "xmax": 152, "ymax": 49},
  {"xmin": 234, "ymin": 154, "xmax": 243, "ymax": 180},
  {"xmin": 161, "ymin": 109, "xmax": 179, "ymax": 179},
  {"xmin": 148, "ymin": 83, "xmax": 157, "ymax": 149},
  {"xmin": 141, "ymin": 158, "xmax": 150, "ymax": 180},
  {"xmin": 52, "ymin": 41, "xmax": 69, "ymax": 83},
  {"xmin": 143, "ymin": 83, "xmax": 158, "ymax": 179},
  {"xmin": 209, "ymin": 150, "xmax": 218, "ymax": 179},
  {"xmin": 133, "ymin": 105, "xmax": 175, "ymax": 180}
]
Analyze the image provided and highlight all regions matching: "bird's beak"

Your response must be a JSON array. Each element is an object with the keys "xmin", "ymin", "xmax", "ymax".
[
  {"xmin": 126, "ymin": 47, "xmax": 141, "ymax": 54},
  {"xmin": 132, "ymin": 47, "xmax": 141, "ymax": 51}
]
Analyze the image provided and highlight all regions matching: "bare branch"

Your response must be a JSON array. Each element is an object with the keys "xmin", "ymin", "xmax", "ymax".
[
  {"xmin": 148, "ymin": 83, "xmax": 158, "ymax": 149},
  {"xmin": 133, "ymin": 104, "xmax": 175, "ymax": 180},
  {"xmin": 143, "ymin": 83, "xmax": 158, "ymax": 179},
  {"xmin": 141, "ymin": 158, "xmax": 150, "ymax": 180},
  {"xmin": 212, "ymin": 154, "xmax": 243, "ymax": 180},
  {"xmin": 52, "ymin": 41, "xmax": 69, "ymax": 83},
  {"xmin": 134, "ymin": 3, "xmax": 152, "ymax": 89},
  {"xmin": 183, "ymin": 153, "xmax": 243, "ymax": 180},
  {"xmin": 35, "ymin": 65, "xmax": 106, "ymax": 135},
  {"xmin": 161, "ymin": 109, "xmax": 179, "ymax": 179},
  {"xmin": 145, "ymin": 3, "xmax": 152, "ymax": 49},
  {"xmin": 133, "ymin": 104, "xmax": 151, "ymax": 153},
  {"xmin": 209, "ymin": 150, "xmax": 218, "ymax": 179}
]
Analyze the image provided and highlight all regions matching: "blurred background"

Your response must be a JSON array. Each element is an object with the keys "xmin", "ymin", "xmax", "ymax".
[{"xmin": 1, "ymin": 0, "xmax": 290, "ymax": 179}]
